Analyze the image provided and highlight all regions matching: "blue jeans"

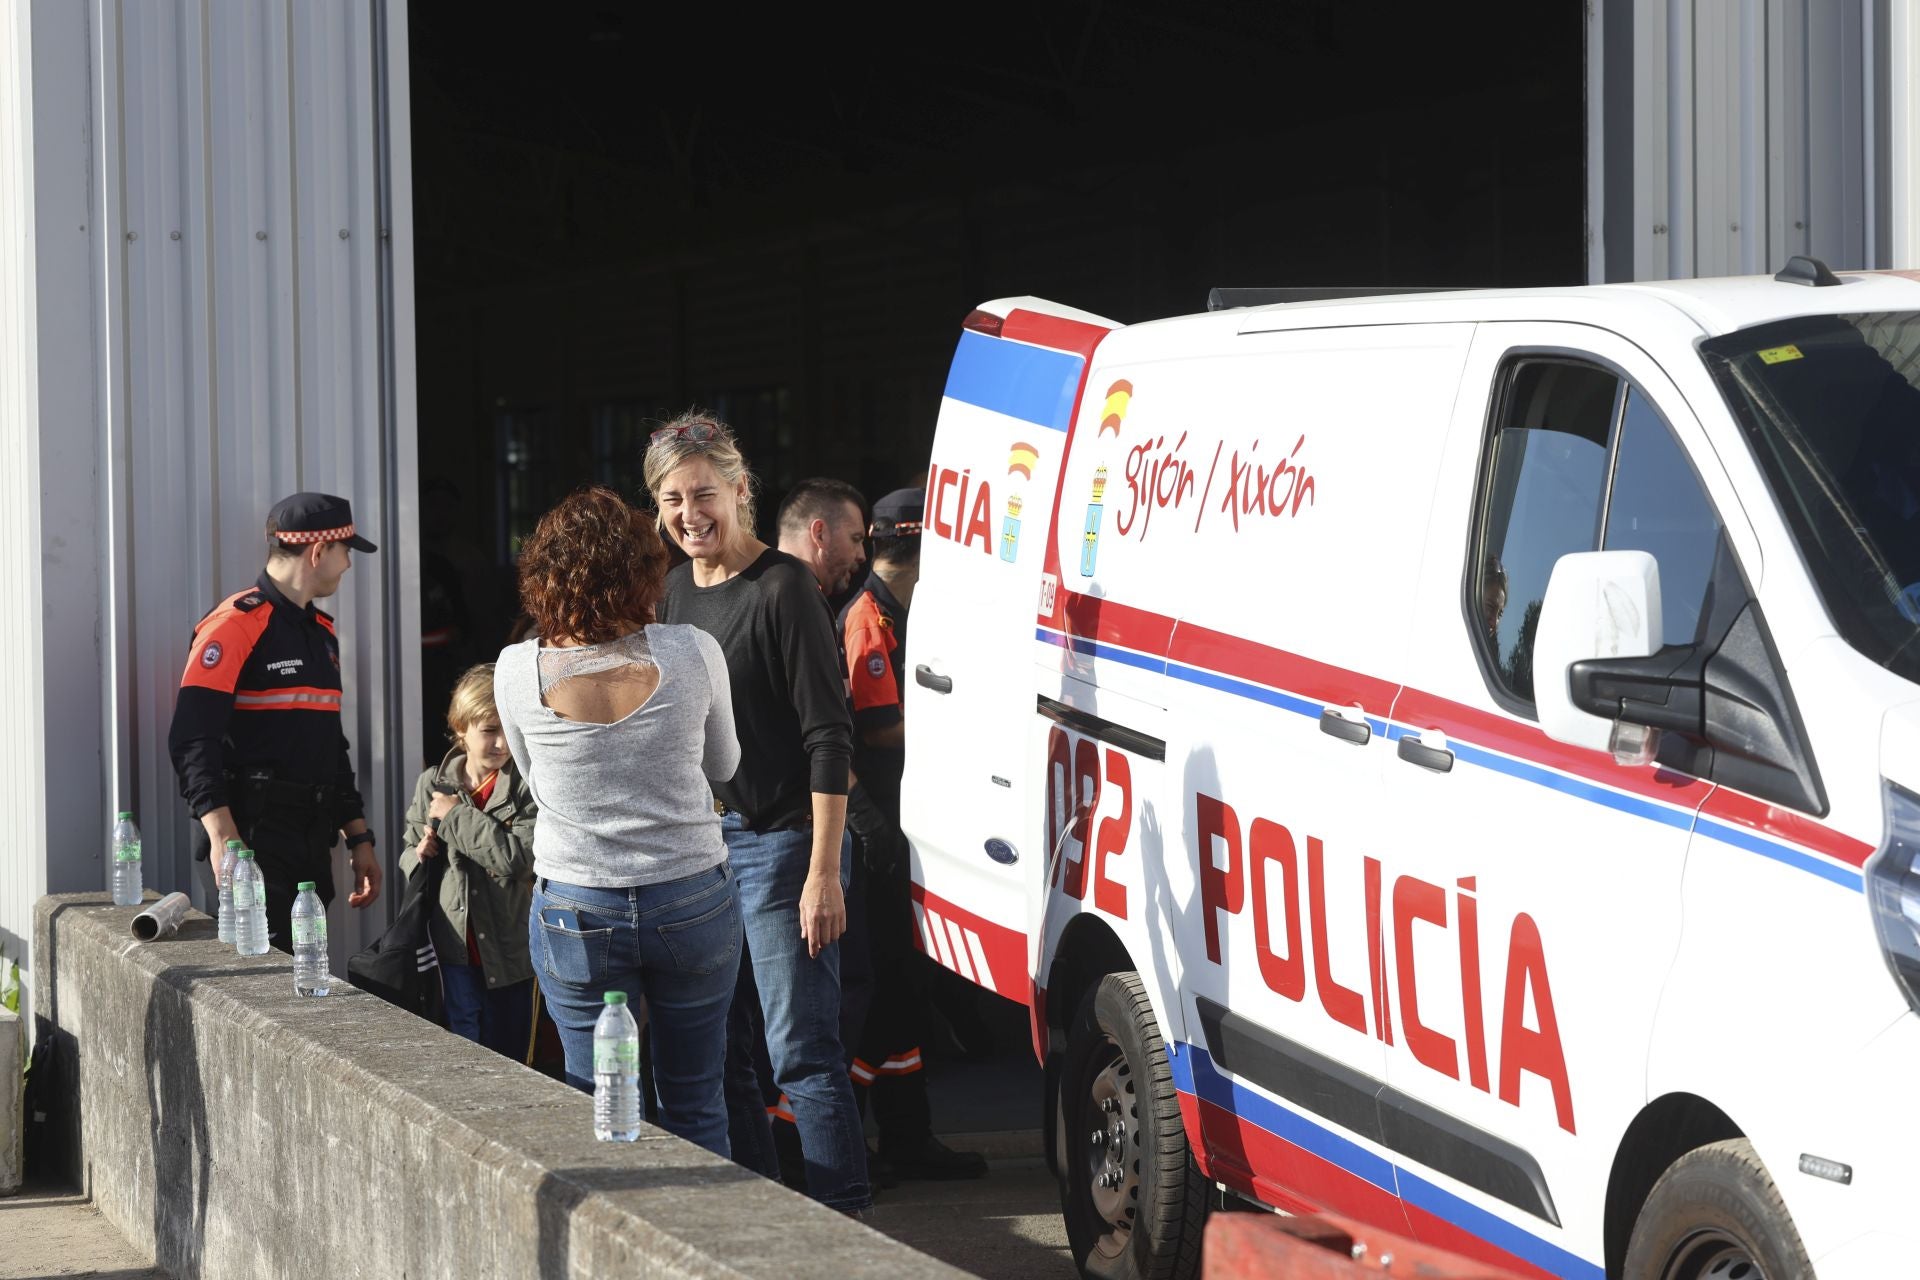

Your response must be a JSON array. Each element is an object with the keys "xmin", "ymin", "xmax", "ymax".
[
  {"xmin": 530, "ymin": 863, "xmax": 742, "ymax": 1158},
  {"xmin": 721, "ymin": 813, "xmax": 870, "ymax": 1212},
  {"xmin": 442, "ymin": 965, "xmax": 535, "ymax": 1063}
]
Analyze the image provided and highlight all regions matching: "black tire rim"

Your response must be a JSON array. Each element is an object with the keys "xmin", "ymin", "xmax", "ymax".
[
  {"xmin": 1079, "ymin": 1030, "xmax": 1141, "ymax": 1263},
  {"xmin": 1658, "ymin": 1229, "xmax": 1765, "ymax": 1280}
]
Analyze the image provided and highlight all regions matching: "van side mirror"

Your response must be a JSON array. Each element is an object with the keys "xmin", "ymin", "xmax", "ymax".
[
  {"xmin": 1531, "ymin": 552, "xmax": 1827, "ymax": 814},
  {"xmin": 1531, "ymin": 552, "xmax": 1666, "ymax": 757}
]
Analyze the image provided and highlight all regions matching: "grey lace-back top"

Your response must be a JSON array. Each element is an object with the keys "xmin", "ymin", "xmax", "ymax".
[{"xmin": 494, "ymin": 623, "xmax": 740, "ymax": 887}]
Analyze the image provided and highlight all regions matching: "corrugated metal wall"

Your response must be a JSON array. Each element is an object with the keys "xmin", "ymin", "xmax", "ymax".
[
  {"xmin": 1592, "ymin": 0, "xmax": 1894, "ymax": 282},
  {"xmin": 0, "ymin": 0, "xmax": 420, "ymax": 1001}
]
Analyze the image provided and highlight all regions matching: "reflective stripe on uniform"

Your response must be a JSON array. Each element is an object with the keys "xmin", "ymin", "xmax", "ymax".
[{"xmin": 233, "ymin": 686, "xmax": 343, "ymax": 710}]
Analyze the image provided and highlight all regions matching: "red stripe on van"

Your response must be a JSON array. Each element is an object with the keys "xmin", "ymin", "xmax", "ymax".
[
  {"xmin": 1043, "ymin": 586, "xmax": 1876, "ymax": 873},
  {"xmin": 1389, "ymin": 685, "xmax": 1715, "ymax": 814},
  {"xmin": 1000, "ymin": 310, "xmax": 1111, "ymax": 360},
  {"xmin": 1393, "ymin": 1199, "xmax": 1567, "ymax": 1280},
  {"xmin": 1061, "ymin": 589, "xmax": 1176, "ymax": 659},
  {"xmin": 1169, "ymin": 618, "xmax": 1399, "ymax": 718},
  {"xmin": 1696, "ymin": 788, "xmax": 1875, "ymax": 869},
  {"xmin": 1190, "ymin": 1094, "xmax": 1564, "ymax": 1280},
  {"xmin": 907, "ymin": 881, "xmax": 1030, "ymax": 1008},
  {"xmin": 1189, "ymin": 1093, "xmax": 1415, "ymax": 1236}
]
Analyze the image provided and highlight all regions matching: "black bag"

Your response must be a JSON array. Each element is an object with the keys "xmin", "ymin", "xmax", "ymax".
[{"xmin": 347, "ymin": 853, "xmax": 446, "ymax": 1024}]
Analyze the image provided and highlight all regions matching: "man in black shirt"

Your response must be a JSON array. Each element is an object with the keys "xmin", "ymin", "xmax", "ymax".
[{"xmin": 169, "ymin": 492, "xmax": 383, "ymax": 949}]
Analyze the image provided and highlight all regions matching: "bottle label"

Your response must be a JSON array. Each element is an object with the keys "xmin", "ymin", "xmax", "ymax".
[
  {"xmin": 115, "ymin": 845, "xmax": 141, "ymax": 863},
  {"xmin": 292, "ymin": 917, "xmax": 327, "ymax": 946},
  {"xmin": 594, "ymin": 1041, "xmax": 639, "ymax": 1074},
  {"xmin": 245, "ymin": 881, "xmax": 266, "ymax": 908}
]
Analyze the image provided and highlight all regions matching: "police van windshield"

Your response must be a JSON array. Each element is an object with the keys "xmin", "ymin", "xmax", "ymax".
[{"xmin": 1702, "ymin": 312, "xmax": 1920, "ymax": 685}]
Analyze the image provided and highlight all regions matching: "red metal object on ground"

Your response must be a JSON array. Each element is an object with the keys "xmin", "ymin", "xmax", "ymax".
[{"xmin": 1203, "ymin": 1212, "xmax": 1533, "ymax": 1279}]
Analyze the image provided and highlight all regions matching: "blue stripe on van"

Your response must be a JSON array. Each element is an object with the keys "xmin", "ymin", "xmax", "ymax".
[
  {"xmin": 943, "ymin": 330, "xmax": 1084, "ymax": 432},
  {"xmin": 1037, "ymin": 626, "xmax": 1862, "ymax": 894},
  {"xmin": 1172, "ymin": 1042, "xmax": 1605, "ymax": 1280},
  {"xmin": 1036, "ymin": 625, "xmax": 1168, "ymax": 676},
  {"xmin": 1691, "ymin": 815, "xmax": 1864, "ymax": 891}
]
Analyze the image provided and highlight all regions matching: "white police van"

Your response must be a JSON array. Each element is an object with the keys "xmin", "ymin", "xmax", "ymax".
[{"xmin": 900, "ymin": 260, "xmax": 1920, "ymax": 1280}]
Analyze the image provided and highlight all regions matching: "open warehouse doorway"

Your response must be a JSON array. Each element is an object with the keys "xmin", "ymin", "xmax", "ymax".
[{"xmin": 406, "ymin": 2, "xmax": 1583, "ymax": 744}]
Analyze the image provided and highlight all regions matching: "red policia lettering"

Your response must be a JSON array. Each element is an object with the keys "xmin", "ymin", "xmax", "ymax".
[
  {"xmin": 1192, "ymin": 789, "xmax": 1575, "ymax": 1135},
  {"xmin": 1044, "ymin": 726, "xmax": 1132, "ymax": 921},
  {"xmin": 926, "ymin": 462, "xmax": 995, "ymax": 556}
]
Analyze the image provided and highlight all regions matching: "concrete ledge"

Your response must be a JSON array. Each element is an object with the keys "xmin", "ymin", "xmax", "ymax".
[{"xmin": 34, "ymin": 893, "xmax": 965, "ymax": 1278}]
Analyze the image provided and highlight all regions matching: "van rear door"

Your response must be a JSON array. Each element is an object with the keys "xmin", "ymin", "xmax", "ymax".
[{"xmin": 903, "ymin": 302, "xmax": 1115, "ymax": 1008}]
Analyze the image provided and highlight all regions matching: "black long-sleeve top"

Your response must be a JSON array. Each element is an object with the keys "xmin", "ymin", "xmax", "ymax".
[
  {"xmin": 659, "ymin": 549, "xmax": 852, "ymax": 832},
  {"xmin": 166, "ymin": 572, "xmax": 365, "ymax": 828}
]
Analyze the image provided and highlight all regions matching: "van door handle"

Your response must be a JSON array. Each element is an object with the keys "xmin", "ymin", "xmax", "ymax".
[
  {"xmin": 1318, "ymin": 707, "xmax": 1370, "ymax": 746},
  {"xmin": 915, "ymin": 664, "xmax": 953, "ymax": 694},
  {"xmin": 1396, "ymin": 731, "xmax": 1454, "ymax": 773}
]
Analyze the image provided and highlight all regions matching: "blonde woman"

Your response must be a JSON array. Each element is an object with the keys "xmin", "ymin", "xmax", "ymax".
[{"xmin": 647, "ymin": 413, "xmax": 870, "ymax": 1215}]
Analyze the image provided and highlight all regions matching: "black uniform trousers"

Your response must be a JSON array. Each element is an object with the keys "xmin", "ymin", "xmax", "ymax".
[{"xmin": 192, "ymin": 797, "xmax": 337, "ymax": 953}]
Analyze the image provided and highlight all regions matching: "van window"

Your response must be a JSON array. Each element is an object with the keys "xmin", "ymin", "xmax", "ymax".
[
  {"xmin": 1473, "ymin": 360, "xmax": 1734, "ymax": 708},
  {"xmin": 1473, "ymin": 361, "xmax": 1619, "ymax": 702},
  {"xmin": 1703, "ymin": 312, "xmax": 1920, "ymax": 685},
  {"xmin": 1601, "ymin": 388, "xmax": 1727, "ymax": 647}
]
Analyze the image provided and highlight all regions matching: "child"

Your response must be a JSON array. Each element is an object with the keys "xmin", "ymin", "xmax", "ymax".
[{"xmin": 401, "ymin": 663, "xmax": 538, "ymax": 1059}]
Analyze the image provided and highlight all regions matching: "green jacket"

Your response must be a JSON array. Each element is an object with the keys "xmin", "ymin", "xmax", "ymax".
[{"xmin": 399, "ymin": 749, "xmax": 536, "ymax": 987}]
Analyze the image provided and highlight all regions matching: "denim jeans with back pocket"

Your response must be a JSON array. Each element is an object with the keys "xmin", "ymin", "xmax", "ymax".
[{"xmin": 531, "ymin": 861, "xmax": 741, "ymax": 1157}]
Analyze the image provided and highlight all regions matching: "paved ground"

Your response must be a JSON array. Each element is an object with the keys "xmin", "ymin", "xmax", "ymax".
[
  {"xmin": 870, "ymin": 1151, "xmax": 1072, "ymax": 1279},
  {"xmin": 0, "ymin": 1180, "xmax": 167, "ymax": 1280},
  {"xmin": 859, "ymin": 982, "xmax": 1076, "ymax": 1278}
]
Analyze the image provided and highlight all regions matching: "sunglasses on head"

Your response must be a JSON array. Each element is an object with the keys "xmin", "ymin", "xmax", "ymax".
[{"xmin": 649, "ymin": 422, "xmax": 721, "ymax": 446}]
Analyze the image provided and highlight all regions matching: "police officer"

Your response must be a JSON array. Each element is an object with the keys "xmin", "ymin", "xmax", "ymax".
[
  {"xmin": 839, "ymin": 487, "xmax": 987, "ymax": 1182},
  {"xmin": 169, "ymin": 493, "xmax": 384, "ymax": 950}
]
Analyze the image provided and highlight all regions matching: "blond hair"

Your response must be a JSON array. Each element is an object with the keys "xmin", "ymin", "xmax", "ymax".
[
  {"xmin": 445, "ymin": 663, "xmax": 499, "ymax": 741},
  {"xmin": 642, "ymin": 410, "xmax": 760, "ymax": 538}
]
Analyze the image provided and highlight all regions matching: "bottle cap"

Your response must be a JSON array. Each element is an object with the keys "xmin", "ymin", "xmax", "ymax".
[
  {"xmin": 237, "ymin": 849, "xmax": 255, "ymax": 860},
  {"xmin": 117, "ymin": 811, "xmax": 133, "ymax": 820},
  {"xmin": 225, "ymin": 839, "xmax": 243, "ymax": 851},
  {"xmin": 297, "ymin": 880, "xmax": 316, "ymax": 891},
  {"xmin": 603, "ymin": 992, "xmax": 627, "ymax": 1006}
]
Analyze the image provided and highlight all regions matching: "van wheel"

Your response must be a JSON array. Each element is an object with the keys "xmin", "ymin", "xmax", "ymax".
[
  {"xmin": 1623, "ymin": 1139, "xmax": 1813, "ymax": 1280},
  {"xmin": 1059, "ymin": 972, "xmax": 1206, "ymax": 1280}
]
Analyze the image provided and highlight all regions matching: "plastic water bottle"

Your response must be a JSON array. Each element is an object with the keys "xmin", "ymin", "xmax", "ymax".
[
  {"xmin": 593, "ymin": 992, "xmax": 641, "ymax": 1141},
  {"xmin": 216, "ymin": 839, "xmax": 242, "ymax": 944},
  {"xmin": 110, "ymin": 812, "xmax": 142, "ymax": 906},
  {"xmin": 291, "ymin": 881, "xmax": 329, "ymax": 995},
  {"xmin": 232, "ymin": 850, "xmax": 270, "ymax": 956}
]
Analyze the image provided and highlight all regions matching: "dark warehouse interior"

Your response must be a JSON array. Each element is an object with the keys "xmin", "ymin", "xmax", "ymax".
[{"xmin": 407, "ymin": 1, "xmax": 1584, "ymax": 680}]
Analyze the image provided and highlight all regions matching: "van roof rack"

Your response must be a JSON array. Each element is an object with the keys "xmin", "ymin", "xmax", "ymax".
[
  {"xmin": 1207, "ymin": 285, "xmax": 1468, "ymax": 311},
  {"xmin": 1774, "ymin": 255, "xmax": 1843, "ymax": 287}
]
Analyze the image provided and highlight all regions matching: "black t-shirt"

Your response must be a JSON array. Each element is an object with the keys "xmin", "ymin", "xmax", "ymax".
[{"xmin": 659, "ymin": 549, "xmax": 853, "ymax": 831}]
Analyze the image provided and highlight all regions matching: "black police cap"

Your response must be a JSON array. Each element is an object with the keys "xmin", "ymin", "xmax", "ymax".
[
  {"xmin": 868, "ymin": 487, "xmax": 925, "ymax": 539},
  {"xmin": 266, "ymin": 492, "xmax": 378, "ymax": 553}
]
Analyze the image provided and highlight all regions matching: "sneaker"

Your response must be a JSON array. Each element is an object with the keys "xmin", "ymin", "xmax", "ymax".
[{"xmin": 882, "ymin": 1134, "xmax": 989, "ymax": 1181}]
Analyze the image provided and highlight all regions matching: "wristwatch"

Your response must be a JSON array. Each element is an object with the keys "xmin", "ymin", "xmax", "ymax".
[{"xmin": 345, "ymin": 829, "xmax": 376, "ymax": 850}]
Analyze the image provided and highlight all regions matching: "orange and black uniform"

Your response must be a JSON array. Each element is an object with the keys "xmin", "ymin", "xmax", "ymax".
[
  {"xmin": 168, "ymin": 571, "xmax": 364, "ymax": 949},
  {"xmin": 837, "ymin": 572, "xmax": 929, "ymax": 1141}
]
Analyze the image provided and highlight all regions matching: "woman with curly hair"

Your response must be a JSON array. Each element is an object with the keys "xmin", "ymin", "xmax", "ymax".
[{"xmin": 493, "ymin": 485, "xmax": 742, "ymax": 1154}]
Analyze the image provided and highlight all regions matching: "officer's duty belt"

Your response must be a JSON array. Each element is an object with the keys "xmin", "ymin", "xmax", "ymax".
[{"xmin": 230, "ymin": 774, "xmax": 337, "ymax": 812}]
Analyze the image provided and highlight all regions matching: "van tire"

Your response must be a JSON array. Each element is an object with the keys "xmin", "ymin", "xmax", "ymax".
[
  {"xmin": 1622, "ymin": 1139, "xmax": 1813, "ymax": 1280},
  {"xmin": 1058, "ymin": 972, "xmax": 1207, "ymax": 1280}
]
